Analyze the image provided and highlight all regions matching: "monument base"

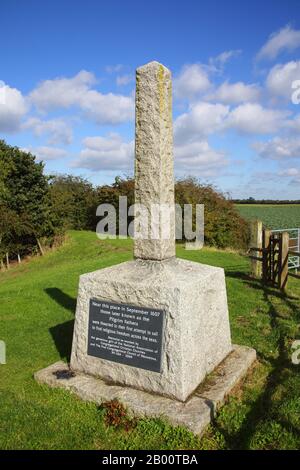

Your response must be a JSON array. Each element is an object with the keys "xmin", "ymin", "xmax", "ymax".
[
  {"xmin": 35, "ymin": 345, "xmax": 256, "ymax": 436},
  {"xmin": 70, "ymin": 258, "xmax": 232, "ymax": 402}
]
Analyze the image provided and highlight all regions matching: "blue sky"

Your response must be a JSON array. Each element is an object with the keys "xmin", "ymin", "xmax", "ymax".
[{"xmin": 1, "ymin": 0, "xmax": 300, "ymax": 199}]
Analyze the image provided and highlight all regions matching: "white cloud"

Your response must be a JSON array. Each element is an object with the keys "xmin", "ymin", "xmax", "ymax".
[
  {"xmin": 174, "ymin": 64, "xmax": 211, "ymax": 99},
  {"xmin": 253, "ymin": 136, "xmax": 300, "ymax": 160},
  {"xmin": 23, "ymin": 146, "xmax": 68, "ymax": 161},
  {"xmin": 174, "ymin": 52, "xmax": 241, "ymax": 100},
  {"xmin": 206, "ymin": 81, "xmax": 260, "ymax": 104},
  {"xmin": 80, "ymin": 89, "xmax": 134, "ymax": 124},
  {"xmin": 174, "ymin": 102, "xmax": 229, "ymax": 144},
  {"xmin": 73, "ymin": 129, "xmax": 228, "ymax": 177},
  {"xmin": 278, "ymin": 167, "xmax": 300, "ymax": 184},
  {"xmin": 226, "ymin": 103, "xmax": 289, "ymax": 134},
  {"xmin": 29, "ymin": 70, "xmax": 134, "ymax": 125},
  {"xmin": 256, "ymin": 25, "xmax": 300, "ymax": 61},
  {"xmin": 0, "ymin": 81, "xmax": 27, "ymax": 132},
  {"xmin": 286, "ymin": 113, "xmax": 300, "ymax": 132},
  {"xmin": 29, "ymin": 70, "xmax": 96, "ymax": 110},
  {"xmin": 174, "ymin": 140, "xmax": 228, "ymax": 176},
  {"xmin": 105, "ymin": 64, "xmax": 123, "ymax": 74},
  {"xmin": 23, "ymin": 117, "xmax": 73, "ymax": 145},
  {"xmin": 174, "ymin": 98, "xmax": 285, "ymax": 145},
  {"xmin": 116, "ymin": 74, "xmax": 134, "ymax": 86},
  {"xmin": 173, "ymin": 101, "xmax": 229, "ymax": 176},
  {"xmin": 279, "ymin": 167, "xmax": 300, "ymax": 177},
  {"xmin": 73, "ymin": 133, "xmax": 134, "ymax": 171},
  {"xmin": 266, "ymin": 60, "xmax": 300, "ymax": 100},
  {"xmin": 208, "ymin": 49, "xmax": 241, "ymax": 73}
]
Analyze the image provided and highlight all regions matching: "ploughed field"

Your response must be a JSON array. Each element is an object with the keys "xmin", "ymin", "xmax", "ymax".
[
  {"xmin": 0, "ymin": 231, "xmax": 300, "ymax": 450},
  {"xmin": 236, "ymin": 204, "xmax": 300, "ymax": 230}
]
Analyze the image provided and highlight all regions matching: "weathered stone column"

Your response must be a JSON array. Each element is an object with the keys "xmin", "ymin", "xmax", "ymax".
[{"xmin": 134, "ymin": 61, "xmax": 175, "ymax": 260}]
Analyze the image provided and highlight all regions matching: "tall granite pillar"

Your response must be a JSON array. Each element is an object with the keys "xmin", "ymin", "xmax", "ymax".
[{"xmin": 134, "ymin": 62, "xmax": 175, "ymax": 260}]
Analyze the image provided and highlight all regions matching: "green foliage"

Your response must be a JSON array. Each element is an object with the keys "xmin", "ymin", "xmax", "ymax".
[
  {"xmin": 0, "ymin": 140, "xmax": 59, "ymax": 261},
  {"xmin": 49, "ymin": 175, "xmax": 135, "ymax": 235},
  {"xmin": 49, "ymin": 175, "xmax": 97, "ymax": 231},
  {"xmin": 175, "ymin": 177, "xmax": 249, "ymax": 249},
  {"xmin": 3, "ymin": 146, "xmax": 49, "ymax": 232},
  {"xmin": 236, "ymin": 204, "xmax": 300, "ymax": 230},
  {"xmin": 96, "ymin": 176, "xmax": 135, "ymax": 233},
  {"xmin": 0, "ymin": 148, "xmax": 14, "ymax": 200}
]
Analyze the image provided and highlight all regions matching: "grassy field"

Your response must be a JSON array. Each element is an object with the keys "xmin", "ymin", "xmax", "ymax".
[
  {"xmin": 236, "ymin": 204, "xmax": 300, "ymax": 230},
  {"xmin": 0, "ymin": 231, "xmax": 300, "ymax": 450}
]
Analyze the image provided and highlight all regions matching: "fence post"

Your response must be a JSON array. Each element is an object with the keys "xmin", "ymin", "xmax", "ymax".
[
  {"xmin": 250, "ymin": 219, "xmax": 263, "ymax": 278},
  {"xmin": 262, "ymin": 229, "xmax": 271, "ymax": 285},
  {"xmin": 5, "ymin": 252, "xmax": 10, "ymax": 270},
  {"xmin": 279, "ymin": 232, "xmax": 289, "ymax": 291}
]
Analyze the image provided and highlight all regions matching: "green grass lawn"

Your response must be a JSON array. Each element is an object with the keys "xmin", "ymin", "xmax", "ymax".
[
  {"xmin": 236, "ymin": 204, "xmax": 300, "ymax": 230},
  {"xmin": 0, "ymin": 231, "xmax": 300, "ymax": 450}
]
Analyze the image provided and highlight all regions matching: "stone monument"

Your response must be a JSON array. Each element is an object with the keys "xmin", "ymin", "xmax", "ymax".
[
  {"xmin": 36, "ymin": 61, "xmax": 256, "ymax": 434},
  {"xmin": 70, "ymin": 61, "xmax": 232, "ymax": 401}
]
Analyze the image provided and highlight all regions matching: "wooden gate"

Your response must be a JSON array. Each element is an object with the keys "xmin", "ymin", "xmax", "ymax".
[
  {"xmin": 250, "ymin": 223, "xmax": 289, "ymax": 290},
  {"xmin": 262, "ymin": 231, "xmax": 288, "ymax": 289}
]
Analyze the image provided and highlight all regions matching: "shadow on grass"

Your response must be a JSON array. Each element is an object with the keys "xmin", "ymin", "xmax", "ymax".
[
  {"xmin": 49, "ymin": 319, "xmax": 74, "ymax": 362},
  {"xmin": 45, "ymin": 287, "xmax": 77, "ymax": 313},
  {"xmin": 214, "ymin": 271, "xmax": 300, "ymax": 449},
  {"xmin": 45, "ymin": 288, "xmax": 76, "ymax": 362},
  {"xmin": 227, "ymin": 271, "xmax": 300, "ymax": 320}
]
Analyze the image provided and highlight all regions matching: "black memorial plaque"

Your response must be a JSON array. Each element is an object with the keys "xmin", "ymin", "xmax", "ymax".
[{"xmin": 87, "ymin": 299, "xmax": 164, "ymax": 372}]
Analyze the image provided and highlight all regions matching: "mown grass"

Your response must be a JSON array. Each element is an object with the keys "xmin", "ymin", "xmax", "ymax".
[
  {"xmin": 236, "ymin": 204, "xmax": 300, "ymax": 230},
  {"xmin": 0, "ymin": 231, "xmax": 299, "ymax": 449}
]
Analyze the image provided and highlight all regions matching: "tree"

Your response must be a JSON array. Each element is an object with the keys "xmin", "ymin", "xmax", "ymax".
[
  {"xmin": 1, "ymin": 142, "xmax": 51, "ymax": 236},
  {"xmin": 49, "ymin": 175, "xmax": 98, "ymax": 231},
  {"xmin": 175, "ymin": 177, "xmax": 249, "ymax": 249},
  {"xmin": 0, "ymin": 140, "xmax": 57, "ymax": 261}
]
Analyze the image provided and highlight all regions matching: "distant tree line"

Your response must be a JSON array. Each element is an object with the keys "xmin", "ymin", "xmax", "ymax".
[
  {"xmin": 233, "ymin": 197, "xmax": 300, "ymax": 204},
  {"xmin": 0, "ymin": 140, "xmax": 250, "ymax": 268}
]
